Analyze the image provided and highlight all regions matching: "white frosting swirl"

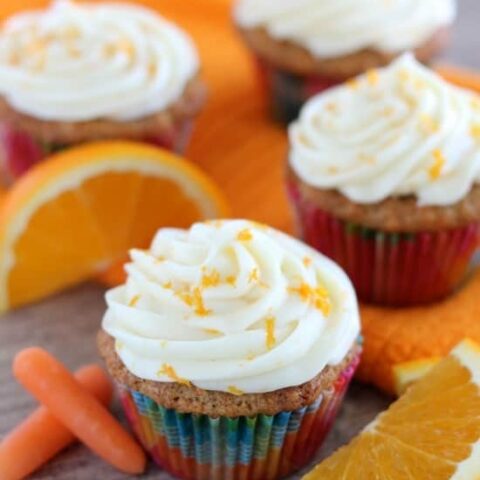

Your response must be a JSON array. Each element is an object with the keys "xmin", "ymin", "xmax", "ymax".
[
  {"xmin": 289, "ymin": 54, "xmax": 480, "ymax": 206},
  {"xmin": 235, "ymin": 0, "xmax": 456, "ymax": 58},
  {"xmin": 102, "ymin": 220, "xmax": 359, "ymax": 394},
  {"xmin": 0, "ymin": 0, "xmax": 199, "ymax": 121}
]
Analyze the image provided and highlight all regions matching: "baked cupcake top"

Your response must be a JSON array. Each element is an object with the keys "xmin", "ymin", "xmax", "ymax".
[
  {"xmin": 102, "ymin": 220, "xmax": 359, "ymax": 394},
  {"xmin": 234, "ymin": 0, "xmax": 456, "ymax": 59},
  {"xmin": 0, "ymin": 0, "xmax": 199, "ymax": 122},
  {"xmin": 289, "ymin": 54, "xmax": 480, "ymax": 206}
]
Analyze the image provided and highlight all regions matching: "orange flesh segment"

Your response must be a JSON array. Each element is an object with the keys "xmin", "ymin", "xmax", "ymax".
[{"xmin": 304, "ymin": 341, "xmax": 480, "ymax": 479}]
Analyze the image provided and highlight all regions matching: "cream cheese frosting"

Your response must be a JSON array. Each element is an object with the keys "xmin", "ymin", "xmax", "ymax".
[
  {"xmin": 102, "ymin": 220, "xmax": 360, "ymax": 394},
  {"xmin": 0, "ymin": 0, "xmax": 199, "ymax": 122},
  {"xmin": 234, "ymin": 0, "xmax": 456, "ymax": 59},
  {"xmin": 289, "ymin": 54, "xmax": 480, "ymax": 206}
]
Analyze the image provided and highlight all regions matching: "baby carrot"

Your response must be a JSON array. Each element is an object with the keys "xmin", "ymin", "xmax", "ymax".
[
  {"xmin": 13, "ymin": 348, "xmax": 146, "ymax": 475},
  {"xmin": 0, "ymin": 365, "xmax": 113, "ymax": 480}
]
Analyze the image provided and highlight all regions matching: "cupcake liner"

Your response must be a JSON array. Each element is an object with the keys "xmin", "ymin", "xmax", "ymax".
[
  {"xmin": 255, "ymin": 57, "xmax": 339, "ymax": 124},
  {"xmin": 289, "ymin": 185, "xmax": 480, "ymax": 306},
  {"xmin": 0, "ymin": 119, "xmax": 194, "ymax": 185},
  {"xmin": 118, "ymin": 353, "xmax": 360, "ymax": 480}
]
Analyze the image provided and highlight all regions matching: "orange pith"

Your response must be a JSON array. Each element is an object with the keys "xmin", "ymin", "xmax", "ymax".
[
  {"xmin": 0, "ymin": 141, "xmax": 230, "ymax": 311},
  {"xmin": 304, "ymin": 340, "xmax": 480, "ymax": 479},
  {"xmin": 393, "ymin": 357, "xmax": 441, "ymax": 396}
]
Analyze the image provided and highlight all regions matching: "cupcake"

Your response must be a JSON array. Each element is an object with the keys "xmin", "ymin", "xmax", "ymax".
[
  {"xmin": 287, "ymin": 53, "xmax": 480, "ymax": 307},
  {"xmin": 98, "ymin": 219, "xmax": 361, "ymax": 480},
  {"xmin": 234, "ymin": 0, "xmax": 456, "ymax": 123},
  {"xmin": 0, "ymin": 0, "xmax": 206, "ymax": 184}
]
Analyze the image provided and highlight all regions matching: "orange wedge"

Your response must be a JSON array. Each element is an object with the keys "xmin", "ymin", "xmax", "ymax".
[
  {"xmin": 0, "ymin": 141, "xmax": 230, "ymax": 312},
  {"xmin": 304, "ymin": 339, "xmax": 480, "ymax": 480},
  {"xmin": 393, "ymin": 357, "xmax": 441, "ymax": 396}
]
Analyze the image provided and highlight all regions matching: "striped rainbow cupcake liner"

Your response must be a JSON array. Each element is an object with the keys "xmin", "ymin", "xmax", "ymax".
[
  {"xmin": 288, "ymin": 184, "xmax": 480, "ymax": 306},
  {"xmin": 254, "ymin": 57, "xmax": 339, "ymax": 124},
  {"xmin": 0, "ymin": 118, "xmax": 194, "ymax": 185},
  {"xmin": 118, "ymin": 353, "xmax": 360, "ymax": 480}
]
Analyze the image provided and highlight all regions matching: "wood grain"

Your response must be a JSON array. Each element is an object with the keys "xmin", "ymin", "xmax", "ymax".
[{"xmin": 1, "ymin": 0, "xmax": 479, "ymax": 478}]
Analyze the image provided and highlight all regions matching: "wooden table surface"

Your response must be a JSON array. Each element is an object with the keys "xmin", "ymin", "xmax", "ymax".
[{"xmin": 1, "ymin": 0, "xmax": 480, "ymax": 478}]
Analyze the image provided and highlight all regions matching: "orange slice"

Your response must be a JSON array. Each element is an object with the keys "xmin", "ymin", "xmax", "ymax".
[
  {"xmin": 304, "ymin": 339, "xmax": 480, "ymax": 480},
  {"xmin": 393, "ymin": 357, "xmax": 441, "ymax": 396},
  {"xmin": 0, "ymin": 141, "xmax": 230, "ymax": 312}
]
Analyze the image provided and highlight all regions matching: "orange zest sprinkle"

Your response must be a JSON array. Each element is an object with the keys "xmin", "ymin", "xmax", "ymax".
[
  {"xmin": 303, "ymin": 257, "xmax": 312, "ymax": 267},
  {"xmin": 347, "ymin": 78, "xmax": 359, "ymax": 90},
  {"xmin": 325, "ymin": 102, "xmax": 338, "ymax": 113},
  {"xmin": 201, "ymin": 267, "xmax": 221, "ymax": 288},
  {"xmin": 192, "ymin": 287, "xmax": 211, "ymax": 316},
  {"xmin": 176, "ymin": 287, "xmax": 211, "ymax": 316},
  {"xmin": 203, "ymin": 328, "xmax": 222, "ymax": 336},
  {"xmin": 104, "ymin": 38, "xmax": 134, "ymax": 59},
  {"xmin": 429, "ymin": 149, "xmax": 446, "ymax": 180},
  {"xmin": 117, "ymin": 38, "xmax": 134, "ymax": 59},
  {"xmin": 237, "ymin": 228, "xmax": 253, "ymax": 242},
  {"xmin": 67, "ymin": 43, "xmax": 81, "ymax": 58},
  {"xmin": 289, "ymin": 282, "xmax": 332, "ymax": 316},
  {"xmin": 8, "ymin": 51, "xmax": 20, "ymax": 66},
  {"xmin": 313, "ymin": 285, "xmax": 332, "ymax": 316},
  {"xmin": 128, "ymin": 294, "xmax": 141, "ymax": 307},
  {"xmin": 155, "ymin": 255, "xmax": 166, "ymax": 263},
  {"xmin": 359, "ymin": 153, "xmax": 376, "ymax": 166},
  {"xmin": 227, "ymin": 385, "xmax": 244, "ymax": 396},
  {"xmin": 470, "ymin": 123, "xmax": 480, "ymax": 140},
  {"xmin": 298, "ymin": 133, "xmax": 311, "ymax": 146},
  {"xmin": 103, "ymin": 43, "xmax": 116, "ymax": 57},
  {"xmin": 33, "ymin": 52, "xmax": 46, "ymax": 72},
  {"xmin": 226, "ymin": 275, "xmax": 237, "ymax": 286},
  {"xmin": 398, "ymin": 69, "xmax": 410, "ymax": 83},
  {"xmin": 162, "ymin": 281, "xmax": 173, "ymax": 290},
  {"xmin": 382, "ymin": 106, "xmax": 394, "ymax": 116},
  {"xmin": 265, "ymin": 316, "xmax": 276, "ymax": 350},
  {"xmin": 419, "ymin": 114, "xmax": 439, "ymax": 134},
  {"xmin": 414, "ymin": 78, "xmax": 426, "ymax": 89},
  {"xmin": 63, "ymin": 26, "xmax": 80, "ymax": 40},
  {"xmin": 248, "ymin": 268, "xmax": 259, "ymax": 283},
  {"xmin": 366, "ymin": 69, "xmax": 379, "ymax": 86},
  {"xmin": 327, "ymin": 166, "xmax": 339, "ymax": 174},
  {"xmin": 157, "ymin": 364, "xmax": 191, "ymax": 386},
  {"xmin": 26, "ymin": 39, "xmax": 46, "ymax": 56},
  {"xmin": 289, "ymin": 282, "xmax": 313, "ymax": 302},
  {"xmin": 148, "ymin": 62, "xmax": 157, "ymax": 77}
]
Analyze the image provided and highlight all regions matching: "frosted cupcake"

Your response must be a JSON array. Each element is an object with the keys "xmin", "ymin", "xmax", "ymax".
[
  {"xmin": 234, "ymin": 0, "xmax": 456, "ymax": 123},
  {"xmin": 98, "ymin": 219, "xmax": 361, "ymax": 480},
  {"xmin": 287, "ymin": 54, "xmax": 480, "ymax": 306},
  {"xmin": 0, "ymin": 0, "xmax": 205, "ymax": 183}
]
